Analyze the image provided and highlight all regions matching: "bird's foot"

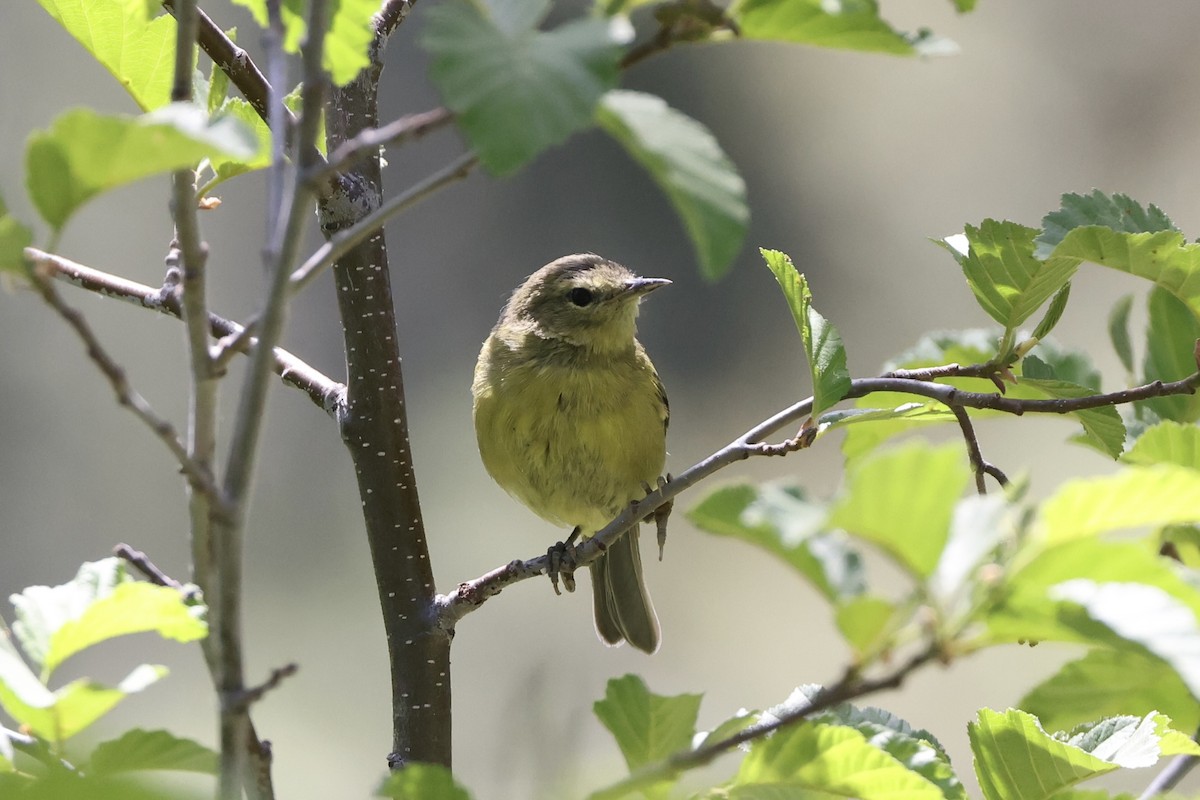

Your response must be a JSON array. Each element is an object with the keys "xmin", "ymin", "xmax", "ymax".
[
  {"xmin": 639, "ymin": 475, "xmax": 673, "ymax": 561},
  {"xmin": 547, "ymin": 527, "xmax": 582, "ymax": 595}
]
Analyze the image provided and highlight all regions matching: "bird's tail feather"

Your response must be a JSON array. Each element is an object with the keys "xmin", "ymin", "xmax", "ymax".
[{"xmin": 590, "ymin": 527, "xmax": 660, "ymax": 654}]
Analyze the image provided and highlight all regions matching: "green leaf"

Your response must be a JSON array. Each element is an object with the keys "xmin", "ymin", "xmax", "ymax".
[
  {"xmin": 1030, "ymin": 282, "xmax": 1071, "ymax": 341},
  {"xmin": 36, "ymin": 0, "xmax": 178, "ymax": 110},
  {"xmin": 229, "ymin": 0, "xmax": 375, "ymax": 86},
  {"xmin": 970, "ymin": 709, "xmax": 1180, "ymax": 800},
  {"xmin": 731, "ymin": 0, "xmax": 923, "ymax": 55},
  {"xmin": 0, "ymin": 659, "xmax": 167, "ymax": 744},
  {"xmin": 89, "ymin": 729, "xmax": 218, "ymax": 775},
  {"xmin": 940, "ymin": 220, "xmax": 1080, "ymax": 334},
  {"xmin": 687, "ymin": 483, "xmax": 864, "ymax": 602},
  {"xmin": 1018, "ymin": 356, "xmax": 1125, "ymax": 459},
  {"xmin": 732, "ymin": 719, "xmax": 945, "ymax": 798},
  {"xmin": 1047, "ymin": 580, "xmax": 1200, "ymax": 700},
  {"xmin": 834, "ymin": 595, "xmax": 895, "ymax": 657},
  {"xmin": 1142, "ymin": 287, "xmax": 1200, "ymax": 423},
  {"xmin": 809, "ymin": 703, "xmax": 964, "ymax": 800},
  {"xmin": 26, "ymin": 104, "xmax": 259, "ymax": 230},
  {"xmin": 593, "ymin": 675, "xmax": 700, "ymax": 774},
  {"xmin": 1108, "ymin": 294, "xmax": 1135, "ymax": 375},
  {"xmin": 376, "ymin": 764, "xmax": 472, "ymax": 800},
  {"xmin": 1036, "ymin": 465, "xmax": 1200, "ymax": 544},
  {"xmin": 1122, "ymin": 420, "xmax": 1200, "ymax": 469},
  {"xmin": 596, "ymin": 91, "xmax": 748, "ymax": 280},
  {"xmin": 10, "ymin": 558, "xmax": 205, "ymax": 678},
  {"xmin": 1048, "ymin": 226, "xmax": 1200, "ymax": 320},
  {"xmin": 1020, "ymin": 649, "xmax": 1199, "ymax": 735},
  {"xmin": 422, "ymin": 0, "xmax": 620, "ymax": 175},
  {"xmin": 0, "ymin": 195, "xmax": 33, "ymax": 275},
  {"xmin": 828, "ymin": 440, "xmax": 971, "ymax": 578},
  {"xmin": 760, "ymin": 249, "xmax": 851, "ymax": 413},
  {"xmin": 989, "ymin": 539, "xmax": 1200, "ymax": 666},
  {"xmin": 1036, "ymin": 190, "xmax": 1177, "ymax": 258},
  {"xmin": 48, "ymin": 583, "xmax": 206, "ymax": 677}
]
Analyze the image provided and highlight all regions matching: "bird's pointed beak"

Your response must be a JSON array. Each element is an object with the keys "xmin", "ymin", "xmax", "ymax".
[{"xmin": 625, "ymin": 277, "xmax": 671, "ymax": 298}]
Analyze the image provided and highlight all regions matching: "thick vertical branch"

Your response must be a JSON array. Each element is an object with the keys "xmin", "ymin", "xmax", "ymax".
[{"xmin": 321, "ymin": 46, "xmax": 452, "ymax": 767}]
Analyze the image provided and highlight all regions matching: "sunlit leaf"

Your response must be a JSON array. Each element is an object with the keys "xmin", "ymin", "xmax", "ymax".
[
  {"xmin": 36, "ymin": 0, "xmax": 177, "ymax": 110},
  {"xmin": 761, "ymin": 249, "xmax": 851, "ymax": 413},
  {"xmin": 939, "ymin": 220, "xmax": 1079, "ymax": 334},
  {"xmin": 229, "ymin": 0, "xmax": 375, "ymax": 86},
  {"xmin": 0, "ymin": 195, "xmax": 33, "ymax": 275},
  {"xmin": 829, "ymin": 440, "xmax": 971, "ymax": 578},
  {"xmin": 1036, "ymin": 465, "xmax": 1200, "ymax": 544},
  {"xmin": 731, "ymin": 0, "xmax": 927, "ymax": 55},
  {"xmin": 26, "ymin": 104, "xmax": 258, "ymax": 230}
]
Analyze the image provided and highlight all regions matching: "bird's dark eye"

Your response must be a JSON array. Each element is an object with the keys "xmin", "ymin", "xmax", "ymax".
[{"xmin": 567, "ymin": 287, "xmax": 594, "ymax": 307}]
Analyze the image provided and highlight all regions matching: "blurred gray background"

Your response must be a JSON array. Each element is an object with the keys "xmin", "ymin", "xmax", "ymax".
[{"xmin": 2, "ymin": 1, "xmax": 1198, "ymax": 797}]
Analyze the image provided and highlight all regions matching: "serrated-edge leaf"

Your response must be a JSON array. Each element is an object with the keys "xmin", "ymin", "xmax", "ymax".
[
  {"xmin": 948, "ymin": 220, "xmax": 1081, "ymax": 332},
  {"xmin": 1036, "ymin": 191, "xmax": 1178, "ymax": 258},
  {"xmin": 597, "ymin": 90, "xmax": 747, "ymax": 280},
  {"xmin": 89, "ymin": 729, "xmax": 218, "ymax": 775},
  {"xmin": 760, "ymin": 249, "xmax": 851, "ymax": 413},
  {"xmin": 970, "ymin": 708, "xmax": 1114, "ymax": 800},
  {"xmin": 735, "ymin": 719, "xmax": 945, "ymax": 798},
  {"xmin": 1108, "ymin": 294, "xmax": 1135, "ymax": 374}
]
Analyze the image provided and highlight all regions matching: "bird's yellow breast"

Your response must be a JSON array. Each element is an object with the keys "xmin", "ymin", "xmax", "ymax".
[{"xmin": 472, "ymin": 338, "xmax": 666, "ymax": 532}]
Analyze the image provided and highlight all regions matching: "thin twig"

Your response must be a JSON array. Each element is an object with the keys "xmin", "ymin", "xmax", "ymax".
[
  {"xmin": 25, "ymin": 248, "xmax": 345, "ymax": 415},
  {"xmin": 951, "ymin": 405, "xmax": 988, "ymax": 494},
  {"xmin": 227, "ymin": 664, "xmax": 300, "ymax": 713},
  {"xmin": 289, "ymin": 151, "xmax": 477, "ymax": 294},
  {"xmin": 114, "ymin": 543, "xmax": 184, "ymax": 590},
  {"xmin": 590, "ymin": 645, "xmax": 941, "ymax": 800},
  {"xmin": 25, "ymin": 262, "xmax": 227, "ymax": 514},
  {"xmin": 439, "ymin": 371, "xmax": 1199, "ymax": 627},
  {"xmin": 308, "ymin": 107, "xmax": 454, "ymax": 186}
]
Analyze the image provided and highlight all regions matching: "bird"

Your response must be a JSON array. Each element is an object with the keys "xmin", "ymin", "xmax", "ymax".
[{"xmin": 472, "ymin": 253, "xmax": 670, "ymax": 653}]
